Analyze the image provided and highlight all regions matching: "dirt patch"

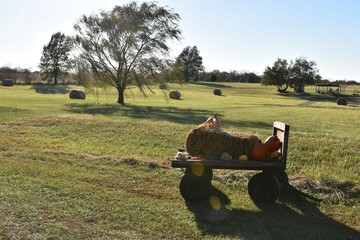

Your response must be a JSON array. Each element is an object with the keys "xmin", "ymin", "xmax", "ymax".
[
  {"xmin": 214, "ymin": 172, "xmax": 359, "ymax": 202},
  {"xmin": 289, "ymin": 176, "xmax": 360, "ymax": 201}
]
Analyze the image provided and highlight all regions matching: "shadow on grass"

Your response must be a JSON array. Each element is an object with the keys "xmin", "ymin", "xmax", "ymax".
[
  {"xmin": 65, "ymin": 103, "xmax": 213, "ymax": 124},
  {"xmin": 65, "ymin": 103, "xmax": 275, "ymax": 129},
  {"xmin": 192, "ymin": 82, "xmax": 233, "ymax": 89},
  {"xmin": 224, "ymin": 119, "xmax": 273, "ymax": 131},
  {"xmin": 186, "ymin": 186, "xmax": 359, "ymax": 240},
  {"xmin": 280, "ymin": 92, "xmax": 360, "ymax": 106},
  {"xmin": 31, "ymin": 84, "xmax": 70, "ymax": 94}
]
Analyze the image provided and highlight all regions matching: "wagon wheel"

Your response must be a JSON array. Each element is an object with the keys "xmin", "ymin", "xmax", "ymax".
[
  {"xmin": 185, "ymin": 166, "xmax": 213, "ymax": 180},
  {"xmin": 268, "ymin": 170, "xmax": 289, "ymax": 191},
  {"xmin": 179, "ymin": 173, "xmax": 211, "ymax": 202},
  {"xmin": 248, "ymin": 172, "xmax": 281, "ymax": 205}
]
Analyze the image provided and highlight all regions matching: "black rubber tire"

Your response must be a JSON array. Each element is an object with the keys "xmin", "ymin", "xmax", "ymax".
[
  {"xmin": 248, "ymin": 172, "xmax": 281, "ymax": 204},
  {"xmin": 269, "ymin": 170, "xmax": 289, "ymax": 191},
  {"xmin": 179, "ymin": 174, "xmax": 211, "ymax": 202},
  {"xmin": 185, "ymin": 167, "xmax": 213, "ymax": 180}
]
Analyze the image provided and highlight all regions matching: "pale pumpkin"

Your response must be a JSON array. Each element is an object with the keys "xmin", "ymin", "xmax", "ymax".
[
  {"xmin": 239, "ymin": 154, "xmax": 248, "ymax": 161},
  {"xmin": 271, "ymin": 151, "xmax": 282, "ymax": 159},
  {"xmin": 204, "ymin": 116, "xmax": 222, "ymax": 129},
  {"xmin": 251, "ymin": 142, "xmax": 271, "ymax": 160},
  {"xmin": 264, "ymin": 135, "xmax": 282, "ymax": 152},
  {"xmin": 205, "ymin": 117, "xmax": 214, "ymax": 125}
]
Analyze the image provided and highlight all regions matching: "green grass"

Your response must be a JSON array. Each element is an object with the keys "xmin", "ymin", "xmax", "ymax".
[{"xmin": 0, "ymin": 83, "xmax": 359, "ymax": 239}]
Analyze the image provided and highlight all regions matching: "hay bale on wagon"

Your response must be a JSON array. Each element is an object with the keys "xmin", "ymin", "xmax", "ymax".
[
  {"xmin": 185, "ymin": 125, "xmax": 260, "ymax": 160},
  {"xmin": 69, "ymin": 90, "xmax": 86, "ymax": 99}
]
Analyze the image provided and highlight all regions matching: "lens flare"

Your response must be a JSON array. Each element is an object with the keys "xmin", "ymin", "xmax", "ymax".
[
  {"xmin": 190, "ymin": 162, "xmax": 204, "ymax": 176},
  {"xmin": 210, "ymin": 196, "xmax": 221, "ymax": 211}
]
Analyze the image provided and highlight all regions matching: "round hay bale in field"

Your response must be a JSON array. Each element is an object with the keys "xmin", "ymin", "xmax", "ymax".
[
  {"xmin": 213, "ymin": 88, "xmax": 222, "ymax": 96},
  {"xmin": 169, "ymin": 90, "xmax": 181, "ymax": 100},
  {"xmin": 185, "ymin": 125, "xmax": 260, "ymax": 160},
  {"xmin": 336, "ymin": 97, "xmax": 347, "ymax": 106},
  {"xmin": 3, "ymin": 79, "xmax": 14, "ymax": 86},
  {"xmin": 159, "ymin": 83, "xmax": 167, "ymax": 90},
  {"xmin": 69, "ymin": 90, "xmax": 86, "ymax": 100}
]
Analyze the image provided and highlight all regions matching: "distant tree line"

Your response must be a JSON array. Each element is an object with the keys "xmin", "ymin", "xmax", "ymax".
[
  {"xmin": 200, "ymin": 70, "xmax": 261, "ymax": 83},
  {"xmin": 0, "ymin": 66, "xmax": 39, "ymax": 84},
  {"xmin": 174, "ymin": 45, "xmax": 261, "ymax": 83},
  {"xmin": 316, "ymin": 78, "xmax": 359, "ymax": 86}
]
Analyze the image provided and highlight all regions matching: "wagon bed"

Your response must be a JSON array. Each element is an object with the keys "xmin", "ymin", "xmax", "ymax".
[{"xmin": 171, "ymin": 158, "xmax": 285, "ymax": 171}]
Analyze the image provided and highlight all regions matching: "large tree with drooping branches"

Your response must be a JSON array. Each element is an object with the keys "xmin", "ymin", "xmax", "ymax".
[{"xmin": 74, "ymin": 1, "xmax": 182, "ymax": 105}]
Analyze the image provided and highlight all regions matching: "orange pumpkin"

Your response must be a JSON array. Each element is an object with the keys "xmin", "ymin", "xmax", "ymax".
[
  {"xmin": 252, "ymin": 142, "xmax": 271, "ymax": 160},
  {"xmin": 264, "ymin": 135, "xmax": 282, "ymax": 152}
]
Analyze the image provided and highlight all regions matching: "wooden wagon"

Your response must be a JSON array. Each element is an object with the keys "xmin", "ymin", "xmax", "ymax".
[{"xmin": 171, "ymin": 121, "xmax": 290, "ymax": 204}]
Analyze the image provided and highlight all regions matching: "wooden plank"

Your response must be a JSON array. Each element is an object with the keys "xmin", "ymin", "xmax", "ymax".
[
  {"xmin": 273, "ymin": 122, "xmax": 290, "ymax": 169},
  {"xmin": 171, "ymin": 159, "xmax": 285, "ymax": 171},
  {"xmin": 273, "ymin": 121, "xmax": 287, "ymax": 131}
]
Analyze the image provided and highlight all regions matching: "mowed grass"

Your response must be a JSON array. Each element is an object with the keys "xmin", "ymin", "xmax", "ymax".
[{"xmin": 0, "ymin": 83, "xmax": 359, "ymax": 239}]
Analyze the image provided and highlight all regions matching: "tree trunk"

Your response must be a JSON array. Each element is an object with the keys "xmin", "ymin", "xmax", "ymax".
[
  {"xmin": 54, "ymin": 67, "xmax": 59, "ymax": 85},
  {"xmin": 277, "ymin": 84, "xmax": 289, "ymax": 93},
  {"xmin": 117, "ymin": 87, "xmax": 126, "ymax": 105},
  {"xmin": 184, "ymin": 67, "xmax": 190, "ymax": 82}
]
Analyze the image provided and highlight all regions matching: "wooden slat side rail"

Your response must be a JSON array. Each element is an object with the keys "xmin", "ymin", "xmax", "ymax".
[
  {"xmin": 171, "ymin": 159, "xmax": 285, "ymax": 171},
  {"xmin": 272, "ymin": 121, "xmax": 290, "ymax": 169}
]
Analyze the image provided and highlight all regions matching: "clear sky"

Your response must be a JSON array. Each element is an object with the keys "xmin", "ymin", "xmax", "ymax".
[{"xmin": 1, "ymin": 0, "xmax": 359, "ymax": 81}]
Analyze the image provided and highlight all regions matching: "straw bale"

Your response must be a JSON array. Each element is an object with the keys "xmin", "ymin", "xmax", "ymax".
[
  {"xmin": 185, "ymin": 125, "xmax": 260, "ymax": 160},
  {"xmin": 3, "ymin": 79, "xmax": 14, "ymax": 86},
  {"xmin": 69, "ymin": 90, "xmax": 86, "ymax": 99}
]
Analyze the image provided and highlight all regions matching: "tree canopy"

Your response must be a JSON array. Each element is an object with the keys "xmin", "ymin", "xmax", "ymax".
[
  {"xmin": 261, "ymin": 57, "xmax": 319, "ymax": 93},
  {"xmin": 39, "ymin": 32, "xmax": 72, "ymax": 85},
  {"xmin": 73, "ymin": 1, "xmax": 182, "ymax": 105},
  {"xmin": 176, "ymin": 46, "xmax": 204, "ymax": 82}
]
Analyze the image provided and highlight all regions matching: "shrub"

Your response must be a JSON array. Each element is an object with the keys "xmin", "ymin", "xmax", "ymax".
[
  {"xmin": 3, "ymin": 79, "xmax": 14, "ymax": 86},
  {"xmin": 169, "ymin": 90, "xmax": 181, "ymax": 100},
  {"xmin": 69, "ymin": 90, "xmax": 86, "ymax": 100},
  {"xmin": 336, "ymin": 97, "xmax": 347, "ymax": 106},
  {"xmin": 213, "ymin": 88, "xmax": 222, "ymax": 96}
]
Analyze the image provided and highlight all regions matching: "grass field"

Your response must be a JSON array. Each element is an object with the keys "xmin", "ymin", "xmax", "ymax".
[{"xmin": 0, "ymin": 82, "xmax": 359, "ymax": 239}]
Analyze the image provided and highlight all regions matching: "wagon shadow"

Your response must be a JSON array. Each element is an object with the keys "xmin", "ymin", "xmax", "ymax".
[
  {"xmin": 186, "ymin": 187, "xmax": 360, "ymax": 240},
  {"xmin": 31, "ymin": 84, "xmax": 70, "ymax": 94}
]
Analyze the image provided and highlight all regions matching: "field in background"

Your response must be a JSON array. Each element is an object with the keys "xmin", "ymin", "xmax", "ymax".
[{"xmin": 0, "ymin": 83, "xmax": 359, "ymax": 239}]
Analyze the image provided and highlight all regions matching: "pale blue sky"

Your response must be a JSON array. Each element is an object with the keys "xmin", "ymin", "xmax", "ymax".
[{"xmin": 1, "ymin": 0, "xmax": 359, "ymax": 81}]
